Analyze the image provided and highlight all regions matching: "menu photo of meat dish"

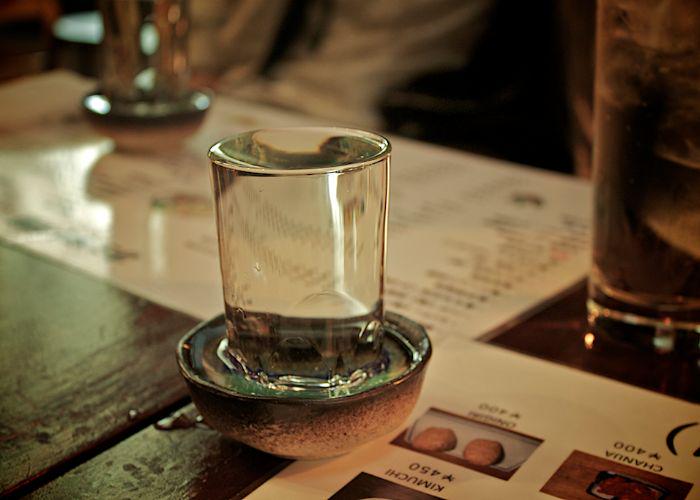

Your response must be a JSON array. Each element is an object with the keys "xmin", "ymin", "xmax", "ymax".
[
  {"xmin": 391, "ymin": 407, "xmax": 543, "ymax": 480},
  {"xmin": 587, "ymin": 471, "xmax": 668, "ymax": 499},
  {"xmin": 541, "ymin": 450, "xmax": 693, "ymax": 500}
]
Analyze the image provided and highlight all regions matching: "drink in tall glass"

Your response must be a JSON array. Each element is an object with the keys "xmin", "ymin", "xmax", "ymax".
[{"xmin": 590, "ymin": 0, "xmax": 700, "ymax": 346}]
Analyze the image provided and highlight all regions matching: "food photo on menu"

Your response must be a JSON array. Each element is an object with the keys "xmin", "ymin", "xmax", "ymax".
[
  {"xmin": 391, "ymin": 408, "xmax": 543, "ymax": 481},
  {"xmin": 540, "ymin": 451, "xmax": 694, "ymax": 500},
  {"xmin": 587, "ymin": 471, "xmax": 668, "ymax": 499}
]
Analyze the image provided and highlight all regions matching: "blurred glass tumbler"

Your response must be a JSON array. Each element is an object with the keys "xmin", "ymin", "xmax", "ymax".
[
  {"xmin": 84, "ymin": 0, "xmax": 211, "ymax": 150},
  {"xmin": 99, "ymin": 0, "xmax": 190, "ymax": 103},
  {"xmin": 209, "ymin": 128, "xmax": 391, "ymax": 390},
  {"xmin": 589, "ymin": 0, "xmax": 700, "ymax": 348}
]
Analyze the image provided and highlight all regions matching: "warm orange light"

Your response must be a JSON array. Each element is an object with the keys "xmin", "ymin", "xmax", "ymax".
[{"xmin": 584, "ymin": 332, "xmax": 595, "ymax": 350}]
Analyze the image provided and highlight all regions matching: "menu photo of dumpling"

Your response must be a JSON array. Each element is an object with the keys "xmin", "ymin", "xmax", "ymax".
[{"xmin": 391, "ymin": 408, "xmax": 543, "ymax": 480}]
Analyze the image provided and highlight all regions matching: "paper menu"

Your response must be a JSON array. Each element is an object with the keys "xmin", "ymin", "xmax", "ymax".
[
  {"xmin": 385, "ymin": 141, "xmax": 589, "ymax": 343},
  {"xmin": 249, "ymin": 338, "xmax": 699, "ymax": 499},
  {"xmin": 0, "ymin": 72, "xmax": 590, "ymax": 341},
  {"xmin": 0, "ymin": 71, "xmax": 94, "ymax": 131}
]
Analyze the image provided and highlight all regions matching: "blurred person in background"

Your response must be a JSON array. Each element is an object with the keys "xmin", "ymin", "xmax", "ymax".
[
  {"xmin": 0, "ymin": 0, "xmax": 588, "ymax": 173},
  {"xmin": 191, "ymin": 0, "xmax": 495, "ymax": 129},
  {"xmin": 190, "ymin": 0, "xmax": 579, "ymax": 173}
]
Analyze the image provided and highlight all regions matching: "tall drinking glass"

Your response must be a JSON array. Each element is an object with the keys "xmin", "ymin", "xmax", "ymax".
[
  {"xmin": 209, "ymin": 128, "xmax": 391, "ymax": 390},
  {"xmin": 589, "ymin": 0, "xmax": 700, "ymax": 351}
]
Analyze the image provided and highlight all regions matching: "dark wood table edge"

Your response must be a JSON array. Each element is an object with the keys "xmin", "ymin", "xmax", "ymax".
[
  {"xmin": 0, "ymin": 241, "xmax": 197, "ymax": 497},
  {"xmin": 0, "ymin": 241, "xmax": 294, "ymax": 499},
  {"xmin": 7, "ymin": 397, "xmax": 192, "ymax": 499}
]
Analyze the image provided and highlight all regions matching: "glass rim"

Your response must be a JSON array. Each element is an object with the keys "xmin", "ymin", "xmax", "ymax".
[{"xmin": 208, "ymin": 126, "xmax": 391, "ymax": 176}]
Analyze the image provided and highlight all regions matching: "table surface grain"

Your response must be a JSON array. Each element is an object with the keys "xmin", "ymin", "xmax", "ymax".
[
  {"xmin": 29, "ymin": 405, "xmax": 290, "ymax": 500},
  {"xmin": 0, "ymin": 244, "xmax": 197, "ymax": 496}
]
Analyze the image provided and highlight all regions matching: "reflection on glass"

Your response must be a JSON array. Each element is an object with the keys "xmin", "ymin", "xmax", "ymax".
[{"xmin": 209, "ymin": 128, "xmax": 391, "ymax": 391}]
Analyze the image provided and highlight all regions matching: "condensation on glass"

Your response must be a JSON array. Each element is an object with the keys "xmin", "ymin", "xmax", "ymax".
[
  {"xmin": 589, "ymin": 0, "xmax": 700, "ymax": 347},
  {"xmin": 209, "ymin": 128, "xmax": 391, "ymax": 390}
]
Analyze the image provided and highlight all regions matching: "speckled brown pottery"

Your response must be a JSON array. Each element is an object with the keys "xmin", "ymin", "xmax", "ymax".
[{"xmin": 177, "ymin": 311, "xmax": 431, "ymax": 459}]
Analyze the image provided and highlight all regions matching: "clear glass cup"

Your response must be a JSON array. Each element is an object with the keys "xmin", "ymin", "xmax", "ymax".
[
  {"xmin": 589, "ymin": 0, "xmax": 700, "ymax": 351},
  {"xmin": 208, "ymin": 127, "xmax": 391, "ymax": 390}
]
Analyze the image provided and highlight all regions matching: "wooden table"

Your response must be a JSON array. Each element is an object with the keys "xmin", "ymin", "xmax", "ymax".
[
  {"xmin": 2, "ymin": 243, "xmax": 696, "ymax": 498},
  {"xmin": 1, "ymin": 72, "xmax": 697, "ymax": 498},
  {"xmin": 0, "ymin": 243, "xmax": 289, "ymax": 498}
]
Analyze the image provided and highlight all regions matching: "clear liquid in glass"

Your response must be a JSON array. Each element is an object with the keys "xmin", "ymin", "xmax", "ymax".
[{"xmin": 209, "ymin": 128, "xmax": 390, "ymax": 389}]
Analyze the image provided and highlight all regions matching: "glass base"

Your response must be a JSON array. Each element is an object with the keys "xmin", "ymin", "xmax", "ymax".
[
  {"xmin": 180, "ymin": 311, "xmax": 431, "ymax": 399},
  {"xmin": 587, "ymin": 298, "xmax": 700, "ymax": 356},
  {"xmin": 216, "ymin": 336, "xmax": 391, "ymax": 393}
]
